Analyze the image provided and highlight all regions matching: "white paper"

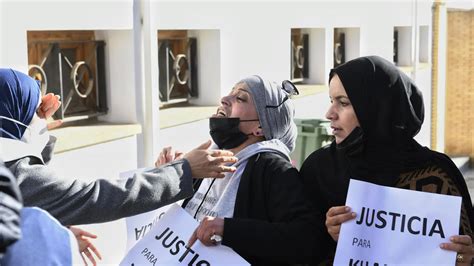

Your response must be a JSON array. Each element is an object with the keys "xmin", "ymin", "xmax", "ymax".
[
  {"xmin": 120, "ymin": 204, "xmax": 249, "ymax": 266},
  {"xmin": 334, "ymin": 179, "xmax": 462, "ymax": 266},
  {"xmin": 125, "ymin": 204, "xmax": 175, "ymax": 251},
  {"xmin": 121, "ymin": 167, "xmax": 166, "ymax": 251}
]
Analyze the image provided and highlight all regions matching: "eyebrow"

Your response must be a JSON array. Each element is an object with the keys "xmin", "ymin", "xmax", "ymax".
[
  {"xmin": 231, "ymin": 87, "xmax": 250, "ymax": 94},
  {"xmin": 331, "ymin": 95, "xmax": 350, "ymax": 100}
]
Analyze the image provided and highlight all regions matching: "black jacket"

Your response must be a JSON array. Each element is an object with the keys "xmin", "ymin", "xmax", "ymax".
[
  {"xmin": 187, "ymin": 152, "xmax": 325, "ymax": 265},
  {"xmin": 300, "ymin": 142, "xmax": 474, "ymax": 265},
  {"xmin": 0, "ymin": 162, "xmax": 22, "ymax": 257}
]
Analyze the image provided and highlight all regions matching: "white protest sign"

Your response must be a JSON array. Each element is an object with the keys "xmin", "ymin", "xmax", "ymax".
[
  {"xmin": 334, "ymin": 179, "xmax": 461, "ymax": 266},
  {"xmin": 120, "ymin": 204, "xmax": 249, "ymax": 266},
  {"xmin": 125, "ymin": 205, "xmax": 174, "ymax": 251},
  {"xmin": 120, "ymin": 167, "xmax": 182, "ymax": 251}
]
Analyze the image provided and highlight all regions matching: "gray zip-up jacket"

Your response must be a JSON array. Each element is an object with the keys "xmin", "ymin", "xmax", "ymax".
[{"xmin": 4, "ymin": 137, "xmax": 193, "ymax": 225}]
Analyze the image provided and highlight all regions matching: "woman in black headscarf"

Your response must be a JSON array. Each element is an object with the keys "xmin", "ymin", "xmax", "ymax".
[{"xmin": 300, "ymin": 56, "xmax": 474, "ymax": 265}]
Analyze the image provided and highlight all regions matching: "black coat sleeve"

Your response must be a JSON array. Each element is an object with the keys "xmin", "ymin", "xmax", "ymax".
[
  {"xmin": 222, "ymin": 153, "xmax": 326, "ymax": 264},
  {"xmin": 0, "ymin": 162, "xmax": 22, "ymax": 257},
  {"xmin": 300, "ymin": 148, "xmax": 338, "ymax": 264}
]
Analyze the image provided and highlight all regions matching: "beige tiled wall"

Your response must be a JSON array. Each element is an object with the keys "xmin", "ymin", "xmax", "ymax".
[{"xmin": 446, "ymin": 10, "xmax": 474, "ymax": 159}]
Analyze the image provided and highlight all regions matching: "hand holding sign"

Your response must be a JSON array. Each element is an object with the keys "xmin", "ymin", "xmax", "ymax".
[
  {"xmin": 120, "ymin": 204, "xmax": 248, "ymax": 266},
  {"xmin": 188, "ymin": 216, "xmax": 224, "ymax": 247},
  {"xmin": 334, "ymin": 179, "xmax": 462, "ymax": 265},
  {"xmin": 326, "ymin": 206, "xmax": 356, "ymax": 241},
  {"xmin": 440, "ymin": 235, "xmax": 474, "ymax": 265}
]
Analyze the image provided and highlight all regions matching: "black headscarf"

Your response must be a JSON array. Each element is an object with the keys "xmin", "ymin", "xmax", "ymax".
[
  {"xmin": 300, "ymin": 56, "xmax": 474, "ymax": 262},
  {"xmin": 330, "ymin": 56, "xmax": 474, "ymax": 230},
  {"xmin": 330, "ymin": 56, "xmax": 431, "ymax": 186}
]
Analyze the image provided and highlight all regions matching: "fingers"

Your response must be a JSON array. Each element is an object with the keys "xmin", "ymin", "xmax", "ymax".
[
  {"xmin": 209, "ymin": 149, "xmax": 235, "ymax": 157},
  {"xmin": 79, "ymin": 230, "xmax": 98, "ymax": 239},
  {"xmin": 326, "ymin": 206, "xmax": 355, "ymax": 223},
  {"xmin": 326, "ymin": 211, "xmax": 356, "ymax": 227},
  {"xmin": 165, "ymin": 147, "xmax": 175, "ymax": 162},
  {"xmin": 195, "ymin": 140, "xmax": 212, "ymax": 150},
  {"xmin": 88, "ymin": 242, "xmax": 102, "ymax": 260},
  {"xmin": 80, "ymin": 252, "xmax": 87, "ymax": 265},
  {"xmin": 80, "ymin": 240, "xmax": 101, "ymax": 265},
  {"xmin": 195, "ymin": 225, "xmax": 214, "ymax": 246},
  {"xmin": 38, "ymin": 93, "xmax": 61, "ymax": 119},
  {"xmin": 202, "ymin": 167, "xmax": 237, "ymax": 179},
  {"xmin": 44, "ymin": 97, "xmax": 61, "ymax": 118},
  {"xmin": 451, "ymin": 235, "xmax": 473, "ymax": 246},
  {"xmin": 83, "ymin": 249, "xmax": 97, "ymax": 266},
  {"xmin": 175, "ymin": 151, "xmax": 185, "ymax": 160},
  {"xmin": 211, "ymin": 156, "xmax": 238, "ymax": 165},
  {"xmin": 47, "ymin": 119, "xmax": 63, "ymax": 130},
  {"xmin": 188, "ymin": 228, "xmax": 198, "ymax": 247},
  {"xmin": 155, "ymin": 147, "xmax": 186, "ymax": 167},
  {"xmin": 326, "ymin": 206, "xmax": 351, "ymax": 218},
  {"xmin": 440, "ymin": 235, "xmax": 474, "ymax": 254},
  {"xmin": 188, "ymin": 217, "xmax": 224, "ymax": 247},
  {"xmin": 326, "ymin": 206, "xmax": 356, "ymax": 242}
]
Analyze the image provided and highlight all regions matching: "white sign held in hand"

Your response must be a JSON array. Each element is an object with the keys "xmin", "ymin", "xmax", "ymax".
[
  {"xmin": 120, "ymin": 204, "xmax": 249, "ymax": 266},
  {"xmin": 334, "ymin": 179, "xmax": 461, "ymax": 266}
]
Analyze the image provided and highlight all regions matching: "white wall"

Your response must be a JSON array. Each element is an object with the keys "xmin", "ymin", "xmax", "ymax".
[
  {"xmin": 413, "ymin": 68, "xmax": 432, "ymax": 147},
  {"xmin": 0, "ymin": 1, "xmax": 436, "ymax": 263},
  {"xmin": 307, "ymin": 28, "xmax": 326, "ymax": 84},
  {"xmin": 397, "ymin": 26, "xmax": 414, "ymax": 66},
  {"xmin": 154, "ymin": 0, "xmax": 433, "ymax": 147},
  {"xmin": 96, "ymin": 30, "xmax": 137, "ymax": 123},
  {"xmin": 339, "ymin": 27, "xmax": 361, "ymax": 63},
  {"xmin": 0, "ymin": 0, "xmax": 133, "ymax": 71},
  {"xmin": 188, "ymin": 29, "xmax": 221, "ymax": 106},
  {"xmin": 419, "ymin": 26, "xmax": 430, "ymax": 63},
  {"xmin": 447, "ymin": 1, "xmax": 474, "ymax": 10}
]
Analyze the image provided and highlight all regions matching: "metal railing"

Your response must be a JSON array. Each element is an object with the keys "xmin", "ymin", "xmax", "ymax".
[{"xmin": 28, "ymin": 40, "xmax": 108, "ymax": 121}]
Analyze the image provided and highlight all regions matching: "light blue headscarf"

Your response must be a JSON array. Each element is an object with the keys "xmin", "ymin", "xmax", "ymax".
[{"xmin": 1, "ymin": 207, "xmax": 76, "ymax": 265}]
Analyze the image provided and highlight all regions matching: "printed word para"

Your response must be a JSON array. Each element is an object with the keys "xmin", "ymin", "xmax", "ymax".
[
  {"xmin": 141, "ymin": 248, "xmax": 157, "ymax": 266},
  {"xmin": 352, "ymin": 237, "xmax": 370, "ymax": 248}
]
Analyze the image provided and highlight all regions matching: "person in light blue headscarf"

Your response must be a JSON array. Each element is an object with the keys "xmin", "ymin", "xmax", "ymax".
[{"xmin": 0, "ymin": 206, "xmax": 83, "ymax": 266}]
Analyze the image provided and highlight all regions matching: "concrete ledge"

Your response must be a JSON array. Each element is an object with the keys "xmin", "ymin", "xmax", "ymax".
[
  {"xmin": 159, "ymin": 84, "xmax": 328, "ymax": 129},
  {"xmin": 50, "ymin": 122, "xmax": 142, "ymax": 154},
  {"xmin": 294, "ymin": 84, "xmax": 328, "ymax": 98},
  {"xmin": 398, "ymin": 63, "xmax": 431, "ymax": 74},
  {"xmin": 159, "ymin": 105, "xmax": 218, "ymax": 129}
]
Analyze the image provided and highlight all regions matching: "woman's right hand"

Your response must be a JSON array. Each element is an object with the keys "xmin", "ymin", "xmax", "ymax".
[
  {"xmin": 326, "ymin": 206, "xmax": 356, "ymax": 241},
  {"xmin": 155, "ymin": 146, "xmax": 185, "ymax": 167}
]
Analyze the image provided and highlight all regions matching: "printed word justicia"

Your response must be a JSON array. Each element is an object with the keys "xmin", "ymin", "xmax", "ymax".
[{"xmin": 355, "ymin": 206, "xmax": 445, "ymax": 238}]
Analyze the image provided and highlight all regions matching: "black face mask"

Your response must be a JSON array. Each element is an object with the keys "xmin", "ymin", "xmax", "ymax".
[{"xmin": 209, "ymin": 117, "xmax": 259, "ymax": 149}]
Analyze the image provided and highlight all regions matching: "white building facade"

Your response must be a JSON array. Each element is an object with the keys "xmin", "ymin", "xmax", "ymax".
[{"xmin": 0, "ymin": 0, "xmax": 435, "ymax": 263}]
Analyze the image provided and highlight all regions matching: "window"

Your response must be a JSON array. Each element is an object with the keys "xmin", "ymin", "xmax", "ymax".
[
  {"xmin": 158, "ymin": 30, "xmax": 198, "ymax": 105},
  {"xmin": 290, "ymin": 28, "xmax": 326, "ymax": 85},
  {"xmin": 27, "ymin": 31, "xmax": 107, "ymax": 121},
  {"xmin": 290, "ymin": 29, "xmax": 309, "ymax": 83},
  {"xmin": 334, "ymin": 27, "xmax": 360, "ymax": 68}
]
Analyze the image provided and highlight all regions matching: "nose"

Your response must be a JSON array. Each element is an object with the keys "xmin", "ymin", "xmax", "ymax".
[
  {"xmin": 326, "ymin": 104, "xmax": 337, "ymax": 121},
  {"xmin": 221, "ymin": 95, "xmax": 231, "ymax": 107}
]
